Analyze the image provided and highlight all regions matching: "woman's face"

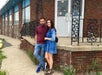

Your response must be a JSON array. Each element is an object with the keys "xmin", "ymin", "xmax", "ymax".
[{"xmin": 47, "ymin": 20, "xmax": 51, "ymax": 27}]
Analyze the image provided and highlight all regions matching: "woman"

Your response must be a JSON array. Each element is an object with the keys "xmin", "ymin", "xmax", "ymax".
[{"xmin": 44, "ymin": 19, "xmax": 57, "ymax": 74}]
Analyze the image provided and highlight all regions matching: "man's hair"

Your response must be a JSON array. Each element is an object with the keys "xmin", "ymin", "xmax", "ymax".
[{"xmin": 40, "ymin": 17, "xmax": 46, "ymax": 20}]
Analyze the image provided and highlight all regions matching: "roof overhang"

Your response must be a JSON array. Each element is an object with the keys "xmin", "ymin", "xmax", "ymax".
[{"xmin": 0, "ymin": 0, "xmax": 22, "ymax": 16}]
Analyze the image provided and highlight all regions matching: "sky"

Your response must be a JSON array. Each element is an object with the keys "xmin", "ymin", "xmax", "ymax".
[{"xmin": 0, "ymin": 0, "xmax": 8, "ymax": 10}]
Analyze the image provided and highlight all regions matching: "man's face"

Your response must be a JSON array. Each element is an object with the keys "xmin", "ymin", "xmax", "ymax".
[{"xmin": 40, "ymin": 19, "xmax": 45, "ymax": 25}]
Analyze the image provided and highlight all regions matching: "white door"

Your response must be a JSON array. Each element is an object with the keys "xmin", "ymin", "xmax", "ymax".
[
  {"xmin": 55, "ymin": 0, "xmax": 72, "ymax": 37},
  {"xmin": 55, "ymin": 0, "xmax": 85, "ymax": 37}
]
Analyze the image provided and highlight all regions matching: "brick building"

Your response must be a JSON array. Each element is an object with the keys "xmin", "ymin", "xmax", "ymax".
[
  {"xmin": 0, "ymin": 0, "xmax": 54, "ymax": 38},
  {"xmin": 0, "ymin": 0, "xmax": 102, "ymax": 72}
]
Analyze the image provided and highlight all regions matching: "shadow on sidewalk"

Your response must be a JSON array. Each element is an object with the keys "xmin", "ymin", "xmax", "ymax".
[{"xmin": 3, "ymin": 41, "xmax": 12, "ymax": 48}]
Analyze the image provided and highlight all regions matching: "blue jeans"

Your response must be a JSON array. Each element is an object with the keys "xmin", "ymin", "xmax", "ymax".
[{"xmin": 34, "ymin": 44, "xmax": 45, "ymax": 68}]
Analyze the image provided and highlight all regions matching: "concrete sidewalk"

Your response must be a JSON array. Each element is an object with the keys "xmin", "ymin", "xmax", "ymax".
[{"xmin": 0, "ymin": 35, "xmax": 63, "ymax": 75}]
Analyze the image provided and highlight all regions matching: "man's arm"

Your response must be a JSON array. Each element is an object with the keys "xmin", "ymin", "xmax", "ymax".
[{"xmin": 34, "ymin": 34, "xmax": 37, "ymax": 44}]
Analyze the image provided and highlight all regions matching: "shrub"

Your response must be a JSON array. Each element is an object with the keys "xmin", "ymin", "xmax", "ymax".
[
  {"xmin": 0, "ymin": 38, "xmax": 6, "ymax": 49},
  {"xmin": 61, "ymin": 65, "xmax": 76, "ymax": 75},
  {"xmin": 0, "ymin": 50, "xmax": 7, "ymax": 68},
  {"xmin": 0, "ymin": 70, "xmax": 6, "ymax": 75},
  {"xmin": 89, "ymin": 58, "xmax": 100, "ymax": 71}
]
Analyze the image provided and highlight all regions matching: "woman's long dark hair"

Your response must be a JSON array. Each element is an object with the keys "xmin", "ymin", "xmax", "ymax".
[
  {"xmin": 47, "ymin": 19, "xmax": 57, "ymax": 33},
  {"xmin": 47, "ymin": 19, "xmax": 55, "ymax": 29}
]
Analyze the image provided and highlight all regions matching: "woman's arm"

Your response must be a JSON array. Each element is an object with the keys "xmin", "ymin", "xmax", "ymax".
[{"xmin": 45, "ymin": 29, "xmax": 56, "ymax": 41}]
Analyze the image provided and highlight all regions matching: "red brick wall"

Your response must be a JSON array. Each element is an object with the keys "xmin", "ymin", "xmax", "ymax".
[
  {"xmin": 0, "ymin": 0, "xmax": 55, "ymax": 37},
  {"xmin": 20, "ymin": 39, "xmax": 102, "ymax": 71},
  {"xmin": 20, "ymin": 39, "xmax": 34, "ymax": 53},
  {"xmin": 83, "ymin": 0, "xmax": 102, "ymax": 37},
  {"xmin": 72, "ymin": 51, "xmax": 102, "ymax": 71},
  {"xmin": 30, "ymin": 0, "xmax": 55, "ymax": 21},
  {"xmin": 30, "ymin": 0, "xmax": 36, "ymax": 21},
  {"xmin": 43, "ymin": 0, "xmax": 55, "ymax": 21},
  {"xmin": 19, "ymin": 2, "xmax": 22, "ymax": 34},
  {"xmin": 84, "ymin": 0, "xmax": 102, "ymax": 19}
]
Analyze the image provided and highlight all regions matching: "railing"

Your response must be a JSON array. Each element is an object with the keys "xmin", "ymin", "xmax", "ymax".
[
  {"xmin": 82, "ymin": 19, "xmax": 102, "ymax": 45},
  {"xmin": 21, "ymin": 19, "xmax": 102, "ymax": 46},
  {"xmin": 20, "ymin": 20, "xmax": 38, "ymax": 38}
]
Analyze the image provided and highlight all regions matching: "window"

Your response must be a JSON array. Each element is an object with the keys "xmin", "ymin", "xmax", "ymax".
[
  {"xmin": 5, "ymin": 13, "xmax": 8, "ymax": 35},
  {"xmin": 8, "ymin": 10, "xmax": 12, "ymax": 36},
  {"xmin": 71, "ymin": 0, "xmax": 82, "ymax": 16},
  {"xmin": 57, "ymin": 0, "xmax": 68, "ymax": 16},
  {"xmin": 14, "ymin": 5, "xmax": 19, "ymax": 38},
  {"xmin": 14, "ymin": 5, "xmax": 19, "ymax": 25},
  {"xmin": 2, "ymin": 15, "xmax": 5, "ymax": 34},
  {"xmin": 9, "ymin": 10, "xmax": 12, "ymax": 26},
  {"xmin": 14, "ymin": 12, "xmax": 19, "ymax": 25},
  {"xmin": 22, "ymin": 0, "xmax": 30, "ymax": 23}
]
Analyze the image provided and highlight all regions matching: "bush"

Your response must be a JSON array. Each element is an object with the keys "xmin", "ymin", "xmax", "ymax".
[
  {"xmin": 0, "ymin": 70, "xmax": 6, "ymax": 75},
  {"xmin": 0, "ymin": 50, "xmax": 7, "ymax": 68},
  {"xmin": 0, "ymin": 40, "xmax": 3, "ymax": 49},
  {"xmin": 0, "ymin": 38, "xmax": 6, "ymax": 49},
  {"xmin": 61, "ymin": 65, "xmax": 76, "ymax": 75}
]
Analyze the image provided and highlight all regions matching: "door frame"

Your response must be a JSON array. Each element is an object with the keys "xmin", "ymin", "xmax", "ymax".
[{"xmin": 55, "ymin": 0, "xmax": 85, "ymax": 37}]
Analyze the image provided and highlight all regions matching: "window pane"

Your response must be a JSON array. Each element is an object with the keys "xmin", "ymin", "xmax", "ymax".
[
  {"xmin": 25, "ymin": 0, "xmax": 30, "ymax": 6},
  {"xmin": 14, "ymin": 5, "xmax": 19, "ymax": 12},
  {"xmin": 5, "ymin": 13, "xmax": 8, "ymax": 35},
  {"xmin": 9, "ymin": 10, "xmax": 12, "ymax": 15},
  {"xmin": 2, "ymin": 15, "xmax": 4, "ymax": 34},
  {"xmin": 9, "ymin": 15, "xmax": 12, "ymax": 26},
  {"xmin": 14, "ymin": 11, "xmax": 19, "ymax": 38},
  {"xmin": 25, "ymin": 6, "xmax": 30, "ymax": 22},
  {"xmin": 22, "ymin": 6, "xmax": 30, "ymax": 23},
  {"xmin": 22, "ymin": 0, "xmax": 30, "ymax": 8},
  {"xmin": 71, "ymin": 0, "xmax": 82, "ymax": 16},
  {"xmin": 57, "ymin": 0, "xmax": 68, "ymax": 16},
  {"xmin": 9, "ymin": 14, "xmax": 12, "ymax": 36},
  {"xmin": 14, "ymin": 11, "xmax": 19, "ymax": 25}
]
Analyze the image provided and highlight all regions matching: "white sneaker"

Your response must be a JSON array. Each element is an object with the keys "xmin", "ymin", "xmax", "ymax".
[{"xmin": 44, "ymin": 62, "xmax": 47, "ymax": 70}]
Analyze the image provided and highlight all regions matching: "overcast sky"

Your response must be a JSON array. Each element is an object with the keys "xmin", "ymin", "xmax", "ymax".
[{"xmin": 0, "ymin": 0, "xmax": 8, "ymax": 10}]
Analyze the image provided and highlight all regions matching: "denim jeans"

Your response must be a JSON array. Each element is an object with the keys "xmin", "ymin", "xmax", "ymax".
[{"xmin": 34, "ymin": 44, "xmax": 45, "ymax": 68}]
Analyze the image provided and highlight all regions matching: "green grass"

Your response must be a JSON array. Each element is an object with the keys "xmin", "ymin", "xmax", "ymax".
[
  {"xmin": 0, "ymin": 70, "xmax": 7, "ymax": 75},
  {"xmin": 0, "ymin": 49, "xmax": 7, "ymax": 75},
  {"xmin": 26, "ymin": 50, "xmax": 39, "ymax": 65},
  {"xmin": 0, "ymin": 50, "xmax": 7, "ymax": 68}
]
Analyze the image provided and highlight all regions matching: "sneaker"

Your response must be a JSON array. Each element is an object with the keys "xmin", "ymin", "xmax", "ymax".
[
  {"xmin": 41, "ymin": 62, "xmax": 47, "ymax": 72},
  {"xmin": 36, "ymin": 66, "xmax": 41, "ymax": 73},
  {"xmin": 44, "ymin": 62, "xmax": 47, "ymax": 70}
]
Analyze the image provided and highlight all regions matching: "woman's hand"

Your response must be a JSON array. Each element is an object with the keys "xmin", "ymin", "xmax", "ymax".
[
  {"xmin": 45, "ymin": 37, "xmax": 51, "ymax": 40},
  {"xmin": 44, "ymin": 37, "xmax": 49, "ymax": 40}
]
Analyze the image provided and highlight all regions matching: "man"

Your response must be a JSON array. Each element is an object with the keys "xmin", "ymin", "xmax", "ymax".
[{"xmin": 34, "ymin": 17, "xmax": 48, "ymax": 73}]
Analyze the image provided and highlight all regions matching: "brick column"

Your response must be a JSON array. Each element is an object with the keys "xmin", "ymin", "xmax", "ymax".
[
  {"xmin": 19, "ymin": 2, "xmax": 22, "ymax": 35},
  {"xmin": 4, "ymin": 15, "xmax": 5, "ymax": 35},
  {"xmin": 12, "ymin": 7, "xmax": 14, "ymax": 38},
  {"xmin": 0, "ymin": 16, "xmax": 2, "ymax": 34},
  {"xmin": 30, "ymin": 0, "xmax": 36, "ymax": 21},
  {"xmin": 7, "ymin": 12, "xmax": 9, "ymax": 36}
]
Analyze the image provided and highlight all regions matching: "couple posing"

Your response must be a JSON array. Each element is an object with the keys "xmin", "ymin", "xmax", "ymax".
[{"xmin": 34, "ymin": 17, "xmax": 57, "ymax": 74}]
